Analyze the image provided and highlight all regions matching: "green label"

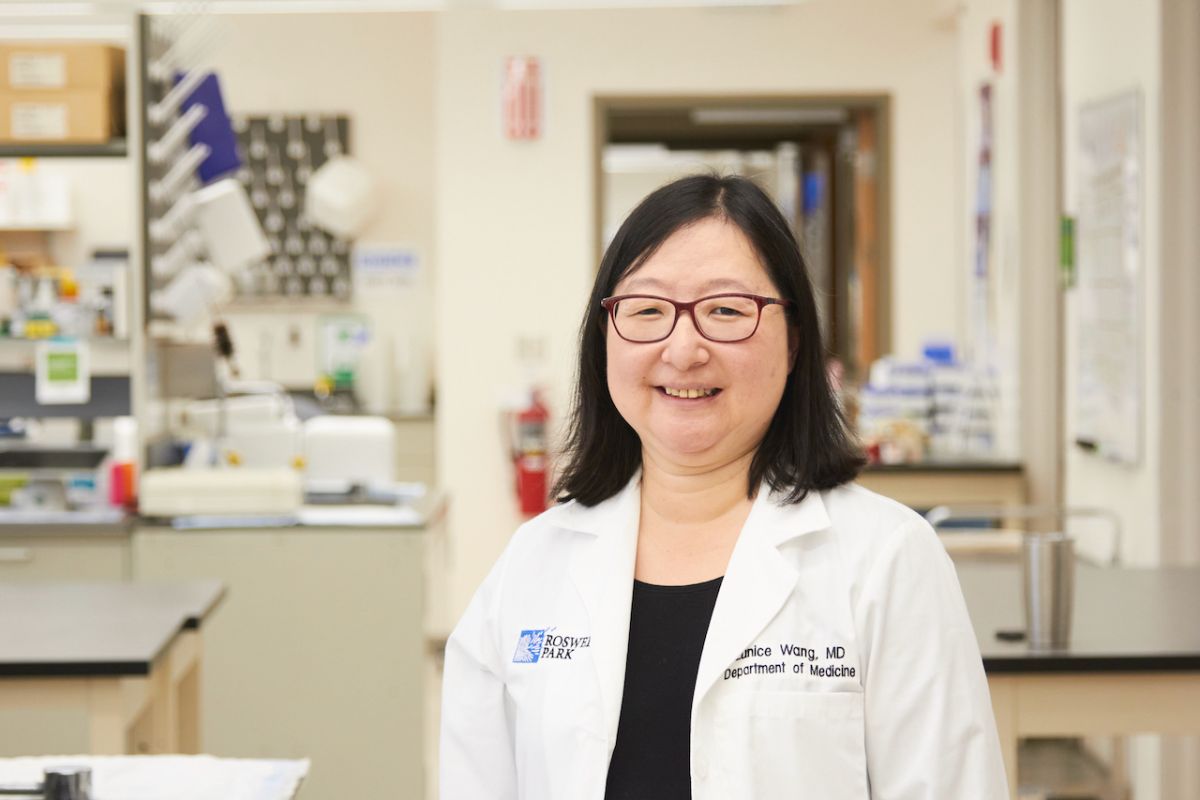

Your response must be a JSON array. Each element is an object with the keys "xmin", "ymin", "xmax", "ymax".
[
  {"xmin": 47, "ymin": 351, "xmax": 78, "ymax": 382},
  {"xmin": 1060, "ymin": 216, "xmax": 1076, "ymax": 288}
]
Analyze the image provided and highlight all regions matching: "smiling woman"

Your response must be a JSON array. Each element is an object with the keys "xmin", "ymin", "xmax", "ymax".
[
  {"xmin": 440, "ymin": 175, "xmax": 1009, "ymax": 800},
  {"xmin": 604, "ymin": 219, "xmax": 802, "ymax": 490},
  {"xmin": 556, "ymin": 174, "xmax": 864, "ymax": 509}
]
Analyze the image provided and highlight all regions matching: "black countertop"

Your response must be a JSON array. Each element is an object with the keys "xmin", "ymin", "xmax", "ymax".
[
  {"xmin": 0, "ymin": 508, "xmax": 133, "ymax": 537},
  {"xmin": 0, "ymin": 580, "xmax": 225, "ymax": 677},
  {"xmin": 0, "ymin": 490, "xmax": 445, "ymax": 535},
  {"xmin": 957, "ymin": 561, "xmax": 1200, "ymax": 673},
  {"xmin": 864, "ymin": 461, "xmax": 1024, "ymax": 473}
]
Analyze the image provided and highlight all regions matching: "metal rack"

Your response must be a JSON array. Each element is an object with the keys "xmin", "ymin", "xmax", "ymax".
[
  {"xmin": 138, "ymin": 11, "xmax": 204, "ymax": 329},
  {"xmin": 137, "ymin": 10, "xmax": 354, "ymax": 321},
  {"xmin": 0, "ymin": 17, "xmax": 142, "ymax": 422},
  {"xmin": 0, "ymin": 141, "xmax": 127, "ymax": 159}
]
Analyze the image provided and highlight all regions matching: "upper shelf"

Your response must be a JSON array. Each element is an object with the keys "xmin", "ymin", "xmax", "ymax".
[
  {"xmin": 0, "ymin": 222, "xmax": 73, "ymax": 232},
  {"xmin": 0, "ymin": 140, "xmax": 127, "ymax": 159}
]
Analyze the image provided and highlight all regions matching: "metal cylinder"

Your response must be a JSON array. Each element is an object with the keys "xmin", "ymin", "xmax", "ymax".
[
  {"xmin": 1022, "ymin": 531, "xmax": 1075, "ymax": 650},
  {"xmin": 43, "ymin": 766, "xmax": 91, "ymax": 800}
]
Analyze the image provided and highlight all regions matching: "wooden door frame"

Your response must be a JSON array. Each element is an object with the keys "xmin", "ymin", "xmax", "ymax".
[
  {"xmin": 592, "ymin": 93, "xmax": 893, "ymax": 364},
  {"xmin": 1015, "ymin": 0, "xmax": 1065, "ymax": 520},
  {"xmin": 1159, "ymin": 0, "xmax": 1200, "ymax": 791}
]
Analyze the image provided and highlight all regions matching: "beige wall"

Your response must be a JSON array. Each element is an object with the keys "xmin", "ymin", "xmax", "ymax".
[
  {"xmin": 1060, "ymin": 1, "xmax": 1166, "ymax": 795},
  {"xmin": 1060, "ymin": 0, "xmax": 1161, "ymax": 568},
  {"xmin": 434, "ymin": 0, "xmax": 961, "ymax": 621},
  {"xmin": 954, "ymin": 0, "xmax": 1024, "ymax": 463},
  {"xmin": 1158, "ymin": 1, "xmax": 1200, "ymax": 569},
  {"xmin": 45, "ymin": 159, "xmax": 135, "ymax": 271},
  {"xmin": 953, "ymin": 0, "xmax": 1066, "ymax": 510}
]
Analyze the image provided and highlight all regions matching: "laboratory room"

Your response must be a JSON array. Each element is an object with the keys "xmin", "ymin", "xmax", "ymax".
[{"xmin": 0, "ymin": 0, "xmax": 1197, "ymax": 798}]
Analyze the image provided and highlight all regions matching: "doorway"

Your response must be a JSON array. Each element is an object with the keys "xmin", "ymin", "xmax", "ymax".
[{"xmin": 593, "ymin": 95, "xmax": 891, "ymax": 383}]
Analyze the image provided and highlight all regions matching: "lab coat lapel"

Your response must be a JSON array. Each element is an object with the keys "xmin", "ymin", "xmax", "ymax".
[
  {"xmin": 560, "ymin": 477, "xmax": 641, "ymax": 756},
  {"xmin": 692, "ymin": 486, "xmax": 831, "ymax": 708}
]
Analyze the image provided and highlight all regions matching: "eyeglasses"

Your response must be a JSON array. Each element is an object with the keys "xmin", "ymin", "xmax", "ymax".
[{"xmin": 600, "ymin": 293, "xmax": 794, "ymax": 344}]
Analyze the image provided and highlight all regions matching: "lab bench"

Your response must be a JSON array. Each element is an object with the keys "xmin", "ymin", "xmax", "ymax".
[
  {"xmin": 132, "ymin": 492, "xmax": 446, "ymax": 800},
  {"xmin": 959, "ymin": 561, "xmax": 1200, "ymax": 800},
  {"xmin": 858, "ymin": 461, "xmax": 1026, "ymax": 511},
  {"xmin": 0, "ymin": 491, "xmax": 444, "ymax": 800},
  {"xmin": 0, "ymin": 580, "xmax": 223, "ymax": 758}
]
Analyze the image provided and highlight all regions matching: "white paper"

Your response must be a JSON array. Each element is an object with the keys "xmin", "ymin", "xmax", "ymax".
[
  {"xmin": 11, "ymin": 103, "xmax": 67, "ymax": 140},
  {"xmin": 1074, "ymin": 90, "xmax": 1142, "ymax": 465},
  {"xmin": 0, "ymin": 755, "xmax": 309, "ymax": 800},
  {"xmin": 9, "ymin": 53, "xmax": 66, "ymax": 88},
  {"xmin": 353, "ymin": 243, "xmax": 421, "ymax": 290},
  {"xmin": 0, "ymin": 160, "xmax": 73, "ymax": 229},
  {"xmin": 297, "ymin": 504, "xmax": 421, "ymax": 527}
]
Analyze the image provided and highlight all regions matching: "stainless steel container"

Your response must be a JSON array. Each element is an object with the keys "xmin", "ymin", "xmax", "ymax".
[
  {"xmin": 0, "ymin": 766, "xmax": 92, "ymax": 800},
  {"xmin": 43, "ymin": 766, "xmax": 91, "ymax": 800},
  {"xmin": 1023, "ymin": 531, "xmax": 1075, "ymax": 649}
]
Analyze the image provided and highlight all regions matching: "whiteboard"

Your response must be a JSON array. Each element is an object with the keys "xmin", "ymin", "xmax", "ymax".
[{"xmin": 1074, "ymin": 90, "xmax": 1142, "ymax": 465}]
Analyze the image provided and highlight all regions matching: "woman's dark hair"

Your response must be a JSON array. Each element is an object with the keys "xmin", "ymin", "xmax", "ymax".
[{"xmin": 554, "ymin": 173, "xmax": 865, "ymax": 506}]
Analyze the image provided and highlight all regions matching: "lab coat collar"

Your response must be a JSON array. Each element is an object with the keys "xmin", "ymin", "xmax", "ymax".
[
  {"xmin": 545, "ymin": 473, "xmax": 830, "ymax": 546},
  {"xmin": 539, "ymin": 472, "xmax": 641, "ymax": 537},
  {"xmin": 555, "ymin": 473, "xmax": 831, "ymax": 756},
  {"xmin": 692, "ymin": 484, "xmax": 830, "ymax": 711},
  {"xmin": 749, "ymin": 480, "xmax": 832, "ymax": 546}
]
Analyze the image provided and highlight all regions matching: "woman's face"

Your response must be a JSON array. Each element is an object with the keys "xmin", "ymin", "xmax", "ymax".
[{"xmin": 606, "ymin": 217, "xmax": 795, "ymax": 472}]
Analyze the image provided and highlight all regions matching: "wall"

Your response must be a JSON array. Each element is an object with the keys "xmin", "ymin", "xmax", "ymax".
[
  {"xmin": 1060, "ymin": 0, "xmax": 1160, "ymax": 567},
  {"xmin": 954, "ymin": 0, "xmax": 1066, "ymax": 509},
  {"xmin": 1158, "ymin": 0, "xmax": 1200, "ymax": 569},
  {"xmin": 1060, "ymin": 0, "xmax": 1166, "ymax": 795},
  {"xmin": 953, "ymin": 0, "xmax": 1025, "ymax": 466},
  {"xmin": 434, "ymin": 0, "xmax": 960, "ymax": 622},
  {"xmin": 1156, "ymin": 1, "xmax": 1200, "ymax": 795},
  {"xmin": 46, "ymin": 159, "xmax": 135, "ymax": 270},
  {"xmin": 178, "ymin": 10, "xmax": 437, "ymax": 415}
]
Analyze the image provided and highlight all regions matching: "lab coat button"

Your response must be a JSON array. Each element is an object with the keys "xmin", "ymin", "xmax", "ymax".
[{"xmin": 693, "ymin": 757, "xmax": 708, "ymax": 780}]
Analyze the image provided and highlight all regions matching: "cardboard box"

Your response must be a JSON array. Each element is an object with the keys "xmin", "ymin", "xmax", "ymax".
[
  {"xmin": 0, "ymin": 89, "xmax": 123, "ymax": 143},
  {"xmin": 0, "ymin": 44, "xmax": 124, "ymax": 93}
]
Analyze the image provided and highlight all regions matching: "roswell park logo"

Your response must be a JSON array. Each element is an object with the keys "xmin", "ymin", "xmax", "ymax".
[{"xmin": 513, "ymin": 628, "xmax": 591, "ymax": 663}]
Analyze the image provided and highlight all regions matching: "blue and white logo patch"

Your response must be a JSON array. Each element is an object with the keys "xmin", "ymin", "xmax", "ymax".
[{"xmin": 513, "ymin": 629, "xmax": 546, "ymax": 663}]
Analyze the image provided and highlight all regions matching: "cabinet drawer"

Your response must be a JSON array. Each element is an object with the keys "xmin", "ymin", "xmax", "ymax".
[{"xmin": 0, "ymin": 535, "xmax": 129, "ymax": 580}]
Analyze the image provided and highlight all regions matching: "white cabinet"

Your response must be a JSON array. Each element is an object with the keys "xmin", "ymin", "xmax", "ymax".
[{"xmin": 133, "ymin": 523, "xmax": 431, "ymax": 800}]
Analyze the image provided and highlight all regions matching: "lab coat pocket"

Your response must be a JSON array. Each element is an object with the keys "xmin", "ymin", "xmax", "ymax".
[{"xmin": 715, "ymin": 690, "xmax": 869, "ymax": 799}]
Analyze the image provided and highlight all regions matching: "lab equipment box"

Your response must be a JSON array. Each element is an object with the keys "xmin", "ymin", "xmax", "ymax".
[
  {"xmin": 0, "ymin": 44, "xmax": 124, "ymax": 93},
  {"xmin": 0, "ymin": 89, "xmax": 123, "ymax": 143},
  {"xmin": 0, "ymin": 43, "xmax": 125, "ymax": 144}
]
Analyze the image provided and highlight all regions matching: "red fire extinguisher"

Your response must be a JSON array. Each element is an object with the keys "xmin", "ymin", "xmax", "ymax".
[{"xmin": 513, "ymin": 389, "xmax": 550, "ymax": 516}]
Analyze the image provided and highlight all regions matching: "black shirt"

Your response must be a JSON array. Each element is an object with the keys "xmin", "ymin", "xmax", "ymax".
[{"xmin": 604, "ymin": 576, "xmax": 723, "ymax": 800}]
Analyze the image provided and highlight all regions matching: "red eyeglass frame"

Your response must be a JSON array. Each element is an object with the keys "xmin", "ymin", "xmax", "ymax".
[{"xmin": 599, "ymin": 293, "xmax": 794, "ymax": 344}]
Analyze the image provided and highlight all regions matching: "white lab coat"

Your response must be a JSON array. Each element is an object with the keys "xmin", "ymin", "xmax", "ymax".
[{"xmin": 440, "ymin": 476, "xmax": 1009, "ymax": 799}]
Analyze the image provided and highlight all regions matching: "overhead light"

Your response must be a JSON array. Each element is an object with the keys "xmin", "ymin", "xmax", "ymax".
[
  {"xmin": 691, "ymin": 107, "xmax": 849, "ymax": 126},
  {"xmin": 496, "ymin": 0, "xmax": 799, "ymax": 8},
  {"xmin": 0, "ymin": 2, "xmax": 97, "ymax": 15},
  {"xmin": 604, "ymin": 144, "xmax": 760, "ymax": 174},
  {"xmin": 144, "ymin": 0, "xmax": 445, "ymax": 13}
]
